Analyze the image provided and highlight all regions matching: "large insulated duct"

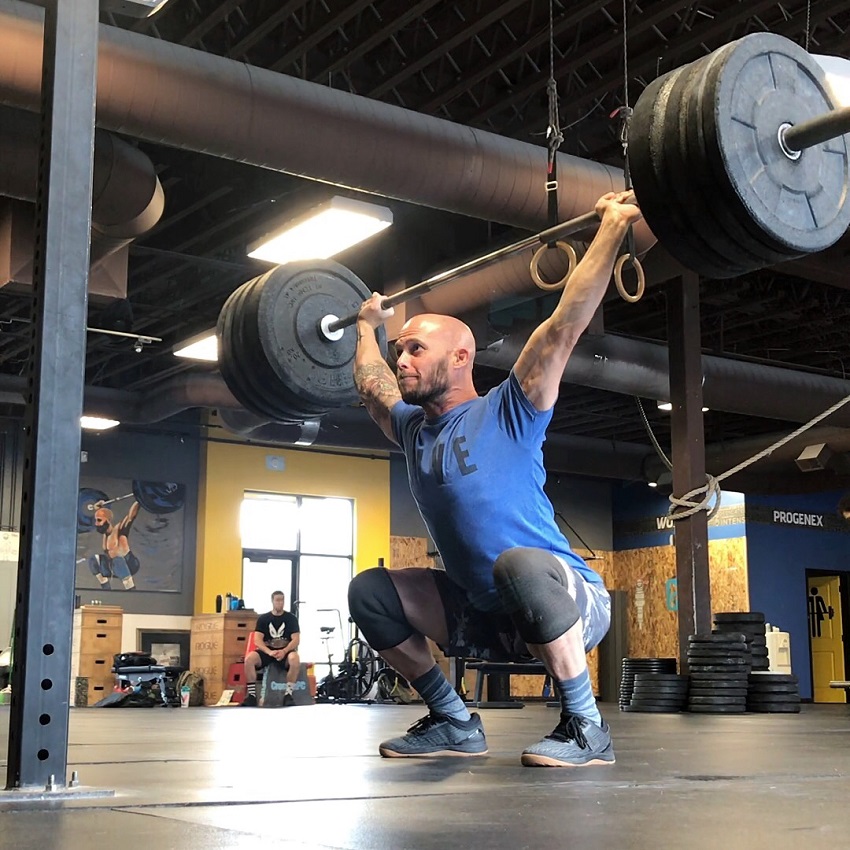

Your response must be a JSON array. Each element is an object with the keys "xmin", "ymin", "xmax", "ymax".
[
  {"xmin": 0, "ymin": 105, "xmax": 163, "ymax": 266},
  {"xmin": 477, "ymin": 328, "xmax": 850, "ymax": 428},
  {"xmin": 0, "ymin": 0, "xmax": 654, "ymax": 319},
  {"xmin": 0, "ymin": 372, "xmax": 239, "ymax": 424},
  {"xmin": 216, "ymin": 405, "xmax": 651, "ymax": 479}
]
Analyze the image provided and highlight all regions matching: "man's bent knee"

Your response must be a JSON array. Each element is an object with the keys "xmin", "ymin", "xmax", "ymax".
[
  {"xmin": 493, "ymin": 547, "xmax": 580, "ymax": 645},
  {"xmin": 348, "ymin": 568, "xmax": 415, "ymax": 652}
]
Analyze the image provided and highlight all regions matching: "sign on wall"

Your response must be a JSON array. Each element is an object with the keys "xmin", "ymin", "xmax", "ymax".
[{"xmin": 75, "ymin": 477, "xmax": 186, "ymax": 593}]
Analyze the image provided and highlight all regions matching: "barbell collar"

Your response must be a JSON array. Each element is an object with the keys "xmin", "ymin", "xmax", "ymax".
[
  {"xmin": 321, "ymin": 198, "xmax": 641, "ymax": 336},
  {"xmin": 781, "ymin": 105, "xmax": 850, "ymax": 155}
]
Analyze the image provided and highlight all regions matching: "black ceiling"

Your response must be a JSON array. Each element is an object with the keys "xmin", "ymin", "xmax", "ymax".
[{"xmin": 3, "ymin": 0, "xmax": 850, "ymax": 475}]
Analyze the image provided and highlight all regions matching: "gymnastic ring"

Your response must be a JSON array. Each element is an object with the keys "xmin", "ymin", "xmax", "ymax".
[
  {"xmin": 529, "ymin": 241, "xmax": 577, "ymax": 292},
  {"xmin": 614, "ymin": 253, "xmax": 645, "ymax": 303}
]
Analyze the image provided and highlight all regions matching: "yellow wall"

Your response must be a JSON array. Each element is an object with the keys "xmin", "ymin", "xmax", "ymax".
[{"xmin": 195, "ymin": 440, "xmax": 391, "ymax": 614}]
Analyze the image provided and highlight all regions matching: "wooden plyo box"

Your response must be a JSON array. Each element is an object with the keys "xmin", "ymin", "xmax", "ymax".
[{"xmin": 189, "ymin": 611, "xmax": 255, "ymax": 705}]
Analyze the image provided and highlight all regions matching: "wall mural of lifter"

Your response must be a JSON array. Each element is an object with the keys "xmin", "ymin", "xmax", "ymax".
[{"xmin": 76, "ymin": 478, "xmax": 186, "ymax": 592}]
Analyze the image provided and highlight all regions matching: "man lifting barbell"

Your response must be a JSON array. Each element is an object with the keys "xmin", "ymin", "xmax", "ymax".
[
  {"xmin": 90, "ymin": 500, "xmax": 141, "ymax": 591},
  {"xmin": 348, "ymin": 191, "xmax": 642, "ymax": 767},
  {"xmin": 79, "ymin": 481, "xmax": 186, "ymax": 591}
]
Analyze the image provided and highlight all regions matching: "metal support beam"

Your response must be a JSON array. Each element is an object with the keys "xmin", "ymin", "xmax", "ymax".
[
  {"xmin": 6, "ymin": 0, "xmax": 98, "ymax": 790},
  {"xmin": 667, "ymin": 272, "xmax": 712, "ymax": 673}
]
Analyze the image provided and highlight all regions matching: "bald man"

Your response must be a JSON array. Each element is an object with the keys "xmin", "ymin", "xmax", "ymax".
[
  {"xmin": 88, "ymin": 500, "xmax": 140, "ymax": 591},
  {"xmin": 349, "ymin": 192, "xmax": 642, "ymax": 767}
]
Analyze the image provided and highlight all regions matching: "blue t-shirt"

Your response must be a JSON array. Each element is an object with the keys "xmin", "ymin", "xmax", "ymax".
[{"xmin": 390, "ymin": 370, "xmax": 603, "ymax": 612}]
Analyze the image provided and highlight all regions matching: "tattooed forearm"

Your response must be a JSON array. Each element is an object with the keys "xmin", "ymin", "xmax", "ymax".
[{"xmin": 354, "ymin": 362, "xmax": 401, "ymax": 405}]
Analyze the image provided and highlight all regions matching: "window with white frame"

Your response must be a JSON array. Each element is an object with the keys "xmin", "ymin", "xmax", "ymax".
[{"xmin": 240, "ymin": 492, "xmax": 354, "ymax": 669}]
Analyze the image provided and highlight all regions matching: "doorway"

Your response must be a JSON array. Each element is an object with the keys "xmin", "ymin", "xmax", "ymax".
[{"xmin": 806, "ymin": 572, "xmax": 847, "ymax": 703}]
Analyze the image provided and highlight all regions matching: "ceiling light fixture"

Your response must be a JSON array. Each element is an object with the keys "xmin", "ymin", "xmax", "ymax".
[
  {"xmin": 647, "ymin": 471, "xmax": 673, "ymax": 490},
  {"xmin": 656, "ymin": 400, "xmax": 710, "ymax": 413},
  {"xmin": 173, "ymin": 331, "xmax": 218, "ymax": 362},
  {"xmin": 247, "ymin": 196, "xmax": 393, "ymax": 265},
  {"xmin": 100, "ymin": 0, "xmax": 173, "ymax": 19},
  {"xmin": 80, "ymin": 416, "xmax": 120, "ymax": 431},
  {"xmin": 814, "ymin": 55, "xmax": 850, "ymax": 107}
]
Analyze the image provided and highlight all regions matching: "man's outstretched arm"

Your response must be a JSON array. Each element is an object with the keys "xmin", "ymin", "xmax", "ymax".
[
  {"xmin": 513, "ymin": 192, "xmax": 643, "ymax": 411},
  {"xmin": 353, "ymin": 293, "xmax": 402, "ymax": 443}
]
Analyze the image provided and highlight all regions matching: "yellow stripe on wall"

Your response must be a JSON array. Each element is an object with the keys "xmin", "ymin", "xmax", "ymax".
[{"xmin": 195, "ymin": 439, "xmax": 391, "ymax": 614}]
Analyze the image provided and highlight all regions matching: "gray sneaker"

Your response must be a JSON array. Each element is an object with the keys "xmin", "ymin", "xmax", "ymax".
[
  {"xmin": 379, "ymin": 712, "xmax": 488, "ymax": 758},
  {"xmin": 521, "ymin": 713, "xmax": 615, "ymax": 767}
]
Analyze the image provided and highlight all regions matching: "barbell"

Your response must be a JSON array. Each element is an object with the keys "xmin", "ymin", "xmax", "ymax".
[
  {"xmin": 77, "ymin": 481, "xmax": 186, "ymax": 533},
  {"xmin": 217, "ymin": 32, "xmax": 850, "ymax": 424}
]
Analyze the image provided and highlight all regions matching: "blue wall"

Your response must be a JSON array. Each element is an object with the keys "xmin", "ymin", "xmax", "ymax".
[
  {"xmin": 745, "ymin": 490, "xmax": 849, "ymax": 700},
  {"xmin": 613, "ymin": 485, "xmax": 746, "ymax": 550}
]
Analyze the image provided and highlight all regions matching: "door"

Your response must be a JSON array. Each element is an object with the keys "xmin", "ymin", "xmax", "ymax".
[{"xmin": 808, "ymin": 575, "xmax": 846, "ymax": 703}]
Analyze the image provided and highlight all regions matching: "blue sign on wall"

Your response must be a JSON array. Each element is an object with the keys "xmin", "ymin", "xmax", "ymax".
[{"xmin": 665, "ymin": 578, "xmax": 678, "ymax": 612}]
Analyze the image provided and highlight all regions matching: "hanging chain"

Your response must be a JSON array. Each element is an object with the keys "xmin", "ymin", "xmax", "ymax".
[
  {"xmin": 615, "ymin": 0, "xmax": 636, "ymax": 263},
  {"xmin": 805, "ymin": 0, "xmax": 812, "ymax": 51},
  {"xmin": 546, "ymin": 0, "xmax": 564, "ymax": 171},
  {"xmin": 545, "ymin": 0, "xmax": 564, "ymax": 246}
]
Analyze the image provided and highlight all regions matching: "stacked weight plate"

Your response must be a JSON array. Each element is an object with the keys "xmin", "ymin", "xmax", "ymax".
[
  {"xmin": 747, "ymin": 672, "xmax": 801, "ymax": 714},
  {"xmin": 624, "ymin": 672, "xmax": 689, "ymax": 713},
  {"xmin": 713, "ymin": 612, "xmax": 770, "ymax": 672},
  {"xmin": 629, "ymin": 32, "xmax": 850, "ymax": 279},
  {"xmin": 619, "ymin": 657, "xmax": 678, "ymax": 711},
  {"xmin": 686, "ymin": 633, "xmax": 751, "ymax": 714},
  {"xmin": 217, "ymin": 260, "xmax": 387, "ymax": 421}
]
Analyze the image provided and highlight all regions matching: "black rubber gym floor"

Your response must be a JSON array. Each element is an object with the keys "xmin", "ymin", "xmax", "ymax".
[{"xmin": 1, "ymin": 702, "xmax": 849, "ymax": 849}]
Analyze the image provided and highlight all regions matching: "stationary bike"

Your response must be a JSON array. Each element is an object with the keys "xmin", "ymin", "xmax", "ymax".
[{"xmin": 315, "ymin": 618, "xmax": 377, "ymax": 703}]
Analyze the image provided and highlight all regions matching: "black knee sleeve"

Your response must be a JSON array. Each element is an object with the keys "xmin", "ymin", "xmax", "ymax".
[
  {"xmin": 493, "ymin": 548, "xmax": 580, "ymax": 645},
  {"xmin": 348, "ymin": 568, "xmax": 414, "ymax": 652}
]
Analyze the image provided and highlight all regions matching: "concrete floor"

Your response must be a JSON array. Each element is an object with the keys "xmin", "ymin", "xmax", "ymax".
[{"xmin": 0, "ymin": 702, "xmax": 849, "ymax": 849}]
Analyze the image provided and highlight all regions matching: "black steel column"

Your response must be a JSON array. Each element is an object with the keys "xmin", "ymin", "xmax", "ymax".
[
  {"xmin": 667, "ymin": 272, "xmax": 712, "ymax": 673},
  {"xmin": 6, "ymin": 0, "xmax": 98, "ymax": 790}
]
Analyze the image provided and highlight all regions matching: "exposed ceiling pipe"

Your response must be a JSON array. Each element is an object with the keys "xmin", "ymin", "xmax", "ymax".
[
  {"xmin": 478, "ymin": 328, "xmax": 850, "ymax": 428},
  {"xmin": 0, "ymin": 105, "xmax": 164, "ymax": 268},
  {"xmin": 0, "ymin": 372, "xmax": 239, "ymax": 424},
  {"xmin": 216, "ymin": 405, "xmax": 652, "ymax": 479},
  {"xmin": 385, "ymin": 241, "xmax": 588, "ymax": 333},
  {"xmin": 217, "ymin": 406, "xmax": 398, "ymax": 453},
  {"xmin": 0, "ymin": 0, "xmax": 656, "ymax": 286}
]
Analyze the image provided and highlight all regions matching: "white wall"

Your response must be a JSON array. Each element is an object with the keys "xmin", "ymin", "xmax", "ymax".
[{"xmin": 121, "ymin": 613, "xmax": 192, "ymax": 653}]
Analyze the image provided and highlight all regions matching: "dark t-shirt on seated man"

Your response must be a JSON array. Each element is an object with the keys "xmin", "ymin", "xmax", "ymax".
[{"xmin": 255, "ymin": 610, "xmax": 300, "ymax": 654}]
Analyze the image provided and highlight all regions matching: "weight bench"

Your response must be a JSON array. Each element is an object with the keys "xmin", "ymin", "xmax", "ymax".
[{"xmin": 464, "ymin": 661, "xmax": 549, "ymax": 709}]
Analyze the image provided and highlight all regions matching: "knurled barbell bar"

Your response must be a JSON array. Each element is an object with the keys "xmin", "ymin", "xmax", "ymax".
[
  {"xmin": 77, "ymin": 481, "xmax": 186, "ymax": 533},
  {"xmin": 216, "ymin": 32, "xmax": 850, "ymax": 425}
]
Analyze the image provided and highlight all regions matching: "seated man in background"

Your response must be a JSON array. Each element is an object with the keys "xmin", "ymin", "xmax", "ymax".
[{"xmin": 242, "ymin": 590, "xmax": 301, "ymax": 707}]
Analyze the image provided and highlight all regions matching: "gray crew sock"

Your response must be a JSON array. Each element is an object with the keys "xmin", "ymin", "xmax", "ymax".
[
  {"xmin": 555, "ymin": 668, "xmax": 602, "ymax": 726},
  {"xmin": 411, "ymin": 665, "xmax": 471, "ymax": 722}
]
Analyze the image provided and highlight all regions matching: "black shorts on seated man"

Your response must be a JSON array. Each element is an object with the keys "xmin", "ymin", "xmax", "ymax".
[
  {"xmin": 349, "ymin": 192, "xmax": 642, "ymax": 767},
  {"xmin": 242, "ymin": 591, "xmax": 301, "ymax": 707}
]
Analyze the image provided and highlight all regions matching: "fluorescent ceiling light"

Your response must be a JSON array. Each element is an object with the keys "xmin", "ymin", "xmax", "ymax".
[
  {"xmin": 174, "ymin": 331, "xmax": 218, "ymax": 362},
  {"xmin": 248, "ymin": 196, "xmax": 393, "ymax": 264},
  {"xmin": 814, "ymin": 55, "xmax": 850, "ymax": 107},
  {"xmin": 100, "ymin": 0, "xmax": 173, "ymax": 19},
  {"xmin": 81, "ymin": 416, "xmax": 120, "ymax": 431}
]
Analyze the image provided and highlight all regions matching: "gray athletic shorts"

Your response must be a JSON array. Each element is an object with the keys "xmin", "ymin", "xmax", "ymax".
[{"xmin": 432, "ymin": 554, "xmax": 611, "ymax": 662}]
